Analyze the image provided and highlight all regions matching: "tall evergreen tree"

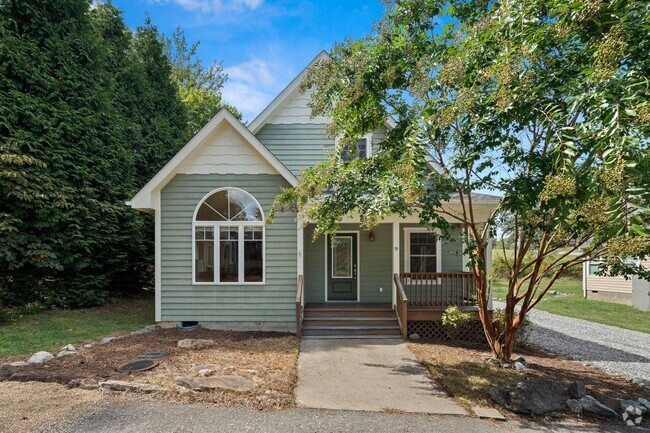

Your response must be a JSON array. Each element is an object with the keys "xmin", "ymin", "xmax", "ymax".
[{"xmin": 0, "ymin": 0, "xmax": 191, "ymax": 308}]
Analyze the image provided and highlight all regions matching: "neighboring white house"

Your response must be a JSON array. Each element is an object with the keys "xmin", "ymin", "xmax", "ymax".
[{"xmin": 583, "ymin": 258, "xmax": 650, "ymax": 311}]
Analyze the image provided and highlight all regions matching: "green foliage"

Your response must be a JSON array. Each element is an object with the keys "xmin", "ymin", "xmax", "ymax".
[
  {"xmin": 492, "ymin": 252, "xmax": 582, "ymax": 280},
  {"xmin": 163, "ymin": 27, "xmax": 241, "ymax": 134},
  {"xmin": 441, "ymin": 306, "xmax": 473, "ymax": 329},
  {"xmin": 0, "ymin": 1, "xmax": 232, "ymax": 310},
  {"xmin": 275, "ymin": 0, "xmax": 649, "ymax": 360}
]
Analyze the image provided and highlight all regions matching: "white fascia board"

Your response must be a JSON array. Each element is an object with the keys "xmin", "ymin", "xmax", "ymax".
[
  {"xmin": 129, "ymin": 108, "xmax": 297, "ymax": 212},
  {"xmin": 248, "ymin": 50, "xmax": 329, "ymax": 135}
]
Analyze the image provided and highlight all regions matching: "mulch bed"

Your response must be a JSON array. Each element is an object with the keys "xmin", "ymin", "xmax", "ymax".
[
  {"xmin": 13, "ymin": 328, "xmax": 300, "ymax": 410},
  {"xmin": 409, "ymin": 340, "xmax": 649, "ymax": 423}
]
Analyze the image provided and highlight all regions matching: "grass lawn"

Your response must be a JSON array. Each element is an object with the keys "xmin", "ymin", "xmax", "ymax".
[
  {"xmin": 0, "ymin": 298, "xmax": 154, "ymax": 359},
  {"xmin": 492, "ymin": 278, "xmax": 650, "ymax": 334}
]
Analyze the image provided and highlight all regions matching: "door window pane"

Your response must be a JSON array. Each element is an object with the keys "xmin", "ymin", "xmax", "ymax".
[
  {"xmin": 220, "ymin": 226, "xmax": 239, "ymax": 282},
  {"xmin": 332, "ymin": 236, "xmax": 353, "ymax": 278},
  {"xmin": 195, "ymin": 227, "xmax": 214, "ymax": 282}
]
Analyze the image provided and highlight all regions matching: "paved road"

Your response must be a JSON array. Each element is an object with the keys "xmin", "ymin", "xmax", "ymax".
[
  {"xmin": 42, "ymin": 402, "xmax": 647, "ymax": 433},
  {"xmin": 495, "ymin": 301, "xmax": 650, "ymax": 383},
  {"xmin": 296, "ymin": 338, "xmax": 465, "ymax": 414}
]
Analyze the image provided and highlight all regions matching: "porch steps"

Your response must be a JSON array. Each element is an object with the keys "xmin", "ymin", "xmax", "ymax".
[{"xmin": 301, "ymin": 304, "xmax": 401, "ymax": 339}]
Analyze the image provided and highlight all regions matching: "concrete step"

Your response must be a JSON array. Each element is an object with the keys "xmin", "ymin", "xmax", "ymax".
[
  {"xmin": 302, "ymin": 326, "xmax": 401, "ymax": 337},
  {"xmin": 303, "ymin": 309, "xmax": 395, "ymax": 318},
  {"xmin": 301, "ymin": 335, "xmax": 403, "ymax": 340},
  {"xmin": 302, "ymin": 317, "xmax": 398, "ymax": 327}
]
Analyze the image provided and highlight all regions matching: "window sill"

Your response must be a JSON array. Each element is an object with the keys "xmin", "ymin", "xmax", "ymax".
[{"xmin": 192, "ymin": 282, "xmax": 266, "ymax": 286}]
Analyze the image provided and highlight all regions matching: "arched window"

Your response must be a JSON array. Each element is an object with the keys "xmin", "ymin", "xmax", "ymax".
[{"xmin": 193, "ymin": 188, "xmax": 264, "ymax": 284}]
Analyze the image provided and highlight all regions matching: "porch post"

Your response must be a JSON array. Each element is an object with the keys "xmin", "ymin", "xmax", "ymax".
[
  {"xmin": 392, "ymin": 221, "xmax": 399, "ymax": 308},
  {"xmin": 297, "ymin": 214, "xmax": 304, "ymax": 293},
  {"xmin": 486, "ymin": 237, "xmax": 493, "ymax": 310}
]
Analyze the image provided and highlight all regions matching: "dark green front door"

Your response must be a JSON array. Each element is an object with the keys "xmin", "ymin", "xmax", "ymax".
[{"xmin": 327, "ymin": 233, "xmax": 358, "ymax": 301}]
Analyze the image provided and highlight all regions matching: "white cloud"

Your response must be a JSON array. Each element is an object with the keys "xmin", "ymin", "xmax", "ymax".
[
  {"xmin": 222, "ymin": 58, "xmax": 291, "ymax": 122},
  {"xmin": 153, "ymin": 0, "xmax": 264, "ymax": 13}
]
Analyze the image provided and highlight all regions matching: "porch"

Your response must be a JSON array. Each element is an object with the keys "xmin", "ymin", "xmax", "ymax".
[
  {"xmin": 294, "ymin": 220, "xmax": 492, "ymax": 339},
  {"xmin": 296, "ymin": 271, "xmax": 484, "ymax": 339}
]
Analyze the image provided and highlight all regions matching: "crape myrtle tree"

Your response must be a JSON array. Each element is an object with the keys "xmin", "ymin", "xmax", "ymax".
[{"xmin": 273, "ymin": 0, "xmax": 650, "ymax": 361}]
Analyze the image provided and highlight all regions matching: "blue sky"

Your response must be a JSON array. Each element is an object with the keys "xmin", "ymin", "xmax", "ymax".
[{"xmin": 111, "ymin": 0, "xmax": 386, "ymax": 122}]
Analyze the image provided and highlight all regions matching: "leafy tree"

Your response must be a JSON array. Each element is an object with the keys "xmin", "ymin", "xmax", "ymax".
[
  {"xmin": 274, "ymin": 0, "xmax": 650, "ymax": 361},
  {"xmin": 0, "ymin": 0, "xmax": 191, "ymax": 309},
  {"xmin": 163, "ymin": 27, "xmax": 241, "ymax": 134}
]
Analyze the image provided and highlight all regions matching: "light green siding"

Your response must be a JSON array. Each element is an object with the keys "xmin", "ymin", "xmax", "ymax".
[
  {"xmin": 255, "ymin": 123, "xmax": 334, "ymax": 176},
  {"xmin": 160, "ymin": 173, "xmax": 296, "ymax": 322},
  {"xmin": 303, "ymin": 223, "xmax": 393, "ymax": 304},
  {"xmin": 400, "ymin": 223, "xmax": 464, "ymax": 272}
]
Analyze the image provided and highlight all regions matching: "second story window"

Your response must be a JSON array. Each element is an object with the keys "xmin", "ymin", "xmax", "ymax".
[{"xmin": 341, "ymin": 135, "xmax": 372, "ymax": 162}]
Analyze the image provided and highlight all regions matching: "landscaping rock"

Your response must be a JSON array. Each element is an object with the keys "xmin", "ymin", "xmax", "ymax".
[
  {"xmin": 568, "ymin": 381, "xmax": 587, "ymax": 399},
  {"xmin": 486, "ymin": 358, "xmax": 501, "ymax": 365},
  {"xmin": 175, "ymin": 375, "xmax": 257, "ymax": 392},
  {"xmin": 579, "ymin": 395, "xmax": 617, "ymax": 418},
  {"xmin": 618, "ymin": 399, "xmax": 647, "ymax": 416},
  {"xmin": 0, "ymin": 364, "xmax": 17, "ymax": 381},
  {"xmin": 9, "ymin": 361, "xmax": 29, "ymax": 368},
  {"xmin": 99, "ymin": 380, "xmax": 159, "ymax": 393},
  {"xmin": 489, "ymin": 380, "xmax": 568, "ymax": 415},
  {"xmin": 177, "ymin": 339, "xmax": 215, "ymax": 350},
  {"xmin": 8, "ymin": 372, "xmax": 78, "ymax": 385},
  {"xmin": 409, "ymin": 333, "xmax": 420, "ymax": 340},
  {"xmin": 638, "ymin": 398, "xmax": 650, "ymax": 411},
  {"xmin": 99, "ymin": 336, "xmax": 119, "ymax": 345},
  {"xmin": 57, "ymin": 344, "xmax": 78, "ymax": 358},
  {"xmin": 566, "ymin": 399, "xmax": 583, "ymax": 414},
  {"xmin": 131, "ymin": 324, "xmax": 159, "ymax": 335},
  {"xmin": 68, "ymin": 378, "xmax": 99, "ymax": 390},
  {"xmin": 513, "ymin": 357, "xmax": 528, "ymax": 367},
  {"xmin": 27, "ymin": 351, "xmax": 54, "ymax": 365},
  {"xmin": 83, "ymin": 343, "xmax": 95, "ymax": 349},
  {"xmin": 191, "ymin": 364, "xmax": 219, "ymax": 375},
  {"xmin": 632, "ymin": 377, "xmax": 650, "ymax": 388},
  {"xmin": 514, "ymin": 362, "xmax": 527, "ymax": 371}
]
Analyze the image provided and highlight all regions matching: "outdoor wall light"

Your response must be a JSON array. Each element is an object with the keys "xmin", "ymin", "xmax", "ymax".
[{"xmin": 368, "ymin": 231, "xmax": 375, "ymax": 242}]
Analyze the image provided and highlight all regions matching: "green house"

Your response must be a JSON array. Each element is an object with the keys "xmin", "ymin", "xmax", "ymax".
[{"xmin": 130, "ymin": 52, "xmax": 500, "ymax": 339}]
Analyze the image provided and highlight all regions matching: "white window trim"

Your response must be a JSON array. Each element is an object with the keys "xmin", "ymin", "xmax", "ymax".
[
  {"xmin": 403, "ymin": 227, "xmax": 442, "ymax": 276},
  {"xmin": 330, "ymin": 235, "xmax": 354, "ymax": 279},
  {"xmin": 191, "ymin": 187, "xmax": 266, "ymax": 286},
  {"xmin": 336, "ymin": 133, "xmax": 373, "ymax": 159}
]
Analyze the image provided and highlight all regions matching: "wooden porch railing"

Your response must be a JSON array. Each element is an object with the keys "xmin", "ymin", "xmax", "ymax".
[
  {"xmin": 394, "ymin": 273, "xmax": 408, "ymax": 339},
  {"xmin": 296, "ymin": 274, "xmax": 304, "ymax": 338},
  {"xmin": 399, "ymin": 272, "xmax": 478, "ymax": 308}
]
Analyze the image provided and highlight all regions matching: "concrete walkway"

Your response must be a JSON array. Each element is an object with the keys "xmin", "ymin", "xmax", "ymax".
[{"xmin": 295, "ymin": 338, "xmax": 466, "ymax": 415}]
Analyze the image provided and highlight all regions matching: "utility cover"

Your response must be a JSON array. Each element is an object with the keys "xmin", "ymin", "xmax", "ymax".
[{"xmin": 117, "ymin": 359, "xmax": 158, "ymax": 373}]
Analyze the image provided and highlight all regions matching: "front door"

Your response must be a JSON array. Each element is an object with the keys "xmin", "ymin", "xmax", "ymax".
[{"xmin": 327, "ymin": 233, "xmax": 358, "ymax": 301}]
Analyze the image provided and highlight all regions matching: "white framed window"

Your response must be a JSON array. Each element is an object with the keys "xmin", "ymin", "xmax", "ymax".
[
  {"xmin": 339, "ymin": 133, "xmax": 373, "ymax": 162},
  {"xmin": 404, "ymin": 227, "xmax": 442, "ymax": 274},
  {"xmin": 192, "ymin": 187, "xmax": 265, "ymax": 285}
]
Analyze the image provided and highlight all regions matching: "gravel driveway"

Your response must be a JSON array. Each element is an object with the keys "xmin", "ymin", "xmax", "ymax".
[{"xmin": 495, "ymin": 302, "xmax": 650, "ymax": 384}]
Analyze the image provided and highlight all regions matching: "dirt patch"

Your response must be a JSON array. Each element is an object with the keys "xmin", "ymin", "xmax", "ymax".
[
  {"xmin": 15, "ymin": 328, "xmax": 300, "ymax": 411},
  {"xmin": 0, "ymin": 381, "xmax": 101, "ymax": 433},
  {"xmin": 408, "ymin": 341, "xmax": 648, "ymax": 423}
]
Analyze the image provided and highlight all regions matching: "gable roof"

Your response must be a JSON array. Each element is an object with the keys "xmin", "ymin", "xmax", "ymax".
[
  {"xmin": 128, "ymin": 108, "xmax": 297, "ymax": 212},
  {"xmin": 249, "ymin": 50, "xmax": 397, "ymax": 135}
]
